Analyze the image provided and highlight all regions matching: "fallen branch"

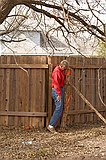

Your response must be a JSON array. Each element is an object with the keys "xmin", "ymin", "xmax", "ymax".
[{"xmin": 68, "ymin": 83, "xmax": 106, "ymax": 125}]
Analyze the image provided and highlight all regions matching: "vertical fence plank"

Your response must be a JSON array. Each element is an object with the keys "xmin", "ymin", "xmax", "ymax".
[
  {"xmin": 0, "ymin": 56, "xmax": 7, "ymax": 125},
  {"xmin": 8, "ymin": 68, "xmax": 16, "ymax": 126},
  {"xmin": 5, "ymin": 57, "xmax": 11, "ymax": 126},
  {"xmin": 0, "ymin": 57, "xmax": 5, "ymax": 125},
  {"xmin": 46, "ymin": 63, "xmax": 53, "ymax": 126}
]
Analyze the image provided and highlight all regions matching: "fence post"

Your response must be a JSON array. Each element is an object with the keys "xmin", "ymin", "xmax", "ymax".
[{"xmin": 46, "ymin": 57, "xmax": 53, "ymax": 127}]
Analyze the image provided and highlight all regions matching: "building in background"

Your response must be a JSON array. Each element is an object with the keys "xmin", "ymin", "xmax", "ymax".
[{"xmin": 0, "ymin": 29, "xmax": 98, "ymax": 56}]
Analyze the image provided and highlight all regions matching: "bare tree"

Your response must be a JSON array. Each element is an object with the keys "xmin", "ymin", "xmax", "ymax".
[
  {"xmin": 0, "ymin": 0, "xmax": 106, "ymax": 56},
  {"xmin": 0, "ymin": 0, "xmax": 106, "ymax": 51}
]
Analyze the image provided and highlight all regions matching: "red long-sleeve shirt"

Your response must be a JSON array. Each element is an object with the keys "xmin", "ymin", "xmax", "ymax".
[{"xmin": 52, "ymin": 66, "xmax": 66, "ymax": 96}]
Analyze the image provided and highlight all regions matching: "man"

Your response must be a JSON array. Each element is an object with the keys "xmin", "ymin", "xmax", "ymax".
[{"xmin": 47, "ymin": 60, "xmax": 71, "ymax": 133}]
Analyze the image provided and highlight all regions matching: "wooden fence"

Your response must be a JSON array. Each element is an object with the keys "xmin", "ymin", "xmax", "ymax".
[
  {"xmin": 0, "ymin": 55, "xmax": 106, "ymax": 127},
  {"xmin": 0, "ymin": 56, "xmax": 49, "ymax": 128}
]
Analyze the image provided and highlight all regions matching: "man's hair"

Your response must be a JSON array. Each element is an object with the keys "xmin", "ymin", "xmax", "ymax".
[{"xmin": 60, "ymin": 60, "xmax": 69, "ymax": 67}]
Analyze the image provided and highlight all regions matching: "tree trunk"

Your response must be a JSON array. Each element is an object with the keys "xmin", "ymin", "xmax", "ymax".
[{"xmin": 0, "ymin": 0, "xmax": 16, "ymax": 24}]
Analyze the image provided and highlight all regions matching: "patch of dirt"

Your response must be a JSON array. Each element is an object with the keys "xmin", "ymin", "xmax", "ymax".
[{"xmin": 0, "ymin": 124, "xmax": 106, "ymax": 160}]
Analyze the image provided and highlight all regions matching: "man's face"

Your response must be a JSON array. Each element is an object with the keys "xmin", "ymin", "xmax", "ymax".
[{"xmin": 61, "ymin": 65, "xmax": 68, "ymax": 70}]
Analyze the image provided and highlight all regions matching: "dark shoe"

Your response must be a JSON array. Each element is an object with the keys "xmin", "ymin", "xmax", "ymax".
[{"xmin": 47, "ymin": 126, "xmax": 57, "ymax": 133}]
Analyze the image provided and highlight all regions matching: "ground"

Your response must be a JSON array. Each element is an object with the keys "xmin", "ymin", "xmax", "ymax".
[{"xmin": 0, "ymin": 124, "xmax": 106, "ymax": 160}]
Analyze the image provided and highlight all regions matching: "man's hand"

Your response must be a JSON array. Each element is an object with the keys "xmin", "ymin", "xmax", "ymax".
[{"xmin": 57, "ymin": 95, "xmax": 61, "ymax": 101}]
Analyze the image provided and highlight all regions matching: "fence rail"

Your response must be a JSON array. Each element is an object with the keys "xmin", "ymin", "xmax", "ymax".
[
  {"xmin": 0, "ymin": 55, "xmax": 106, "ymax": 127},
  {"xmin": 0, "ymin": 64, "xmax": 48, "ymax": 68}
]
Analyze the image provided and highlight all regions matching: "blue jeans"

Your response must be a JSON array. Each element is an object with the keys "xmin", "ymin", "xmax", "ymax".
[{"xmin": 49, "ymin": 88, "xmax": 64, "ymax": 127}]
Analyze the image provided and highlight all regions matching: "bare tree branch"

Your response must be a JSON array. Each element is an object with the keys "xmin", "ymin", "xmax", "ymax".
[
  {"xmin": 0, "ymin": 0, "xmax": 106, "ymax": 55},
  {"xmin": 0, "ymin": 0, "xmax": 106, "ymax": 41}
]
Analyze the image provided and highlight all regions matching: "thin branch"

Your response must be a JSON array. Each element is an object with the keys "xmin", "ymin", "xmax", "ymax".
[
  {"xmin": 7, "ymin": 14, "xmax": 28, "ymax": 18},
  {"xmin": 25, "ymin": 3, "xmax": 70, "ymax": 34},
  {"xmin": 2, "ymin": 42, "xmax": 29, "ymax": 77},
  {"xmin": 1, "ymin": 39, "xmax": 26, "ymax": 43},
  {"xmin": 97, "ymin": 60, "xmax": 106, "ymax": 108}
]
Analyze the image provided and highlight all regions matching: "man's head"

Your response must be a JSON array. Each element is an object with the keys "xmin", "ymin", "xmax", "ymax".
[{"xmin": 60, "ymin": 60, "xmax": 69, "ymax": 70}]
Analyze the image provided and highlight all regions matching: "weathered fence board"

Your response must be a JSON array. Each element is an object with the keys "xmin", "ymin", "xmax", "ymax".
[{"xmin": 0, "ymin": 55, "xmax": 106, "ymax": 127}]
